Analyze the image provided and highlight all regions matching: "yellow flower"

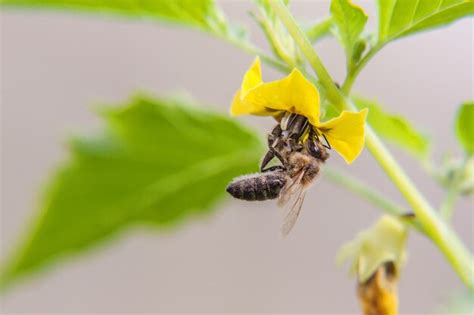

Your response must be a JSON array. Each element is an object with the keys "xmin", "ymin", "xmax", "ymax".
[{"xmin": 230, "ymin": 57, "xmax": 368, "ymax": 164}]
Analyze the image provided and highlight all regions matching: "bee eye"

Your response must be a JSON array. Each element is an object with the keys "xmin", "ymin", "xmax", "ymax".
[
  {"xmin": 307, "ymin": 140, "xmax": 320, "ymax": 156},
  {"xmin": 306, "ymin": 139, "xmax": 328, "ymax": 160}
]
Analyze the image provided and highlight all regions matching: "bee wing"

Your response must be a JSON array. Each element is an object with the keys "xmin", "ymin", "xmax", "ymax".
[
  {"xmin": 280, "ymin": 186, "xmax": 307, "ymax": 237},
  {"xmin": 277, "ymin": 169, "xmax": 307, "ymax": 236},
  {"xmin": 277, "ymin": 169, "xmax": 305, "ymax": 208}
]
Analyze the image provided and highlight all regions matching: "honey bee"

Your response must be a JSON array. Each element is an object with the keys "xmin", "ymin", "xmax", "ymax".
[{"xmin": 226, "ymin": 112, "xmax": 330, "ymax": 235}]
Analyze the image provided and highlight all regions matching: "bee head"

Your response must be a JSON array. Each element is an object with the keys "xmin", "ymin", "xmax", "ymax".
[{"xmin": 306, "ymin": 139, "xmax": 330, "ymax": 162}]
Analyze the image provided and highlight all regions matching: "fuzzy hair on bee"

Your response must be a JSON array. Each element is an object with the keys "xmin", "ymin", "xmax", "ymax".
[{"xmin": 226, "ymin": 171, "xmax": 287, "ymax": 201}]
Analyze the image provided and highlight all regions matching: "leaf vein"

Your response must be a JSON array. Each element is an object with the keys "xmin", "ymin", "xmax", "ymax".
[
  {"xmin": 387, "ymin": 1, "xmax": 470, "ymax": 41},
  {"xmin": 409, "ymin": 0, "xmax": 421, "ymax": 26}
]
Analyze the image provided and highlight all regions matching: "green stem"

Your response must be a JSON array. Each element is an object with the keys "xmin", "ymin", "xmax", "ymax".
[
  {"xmin": 440, "ymin": 187, "xmax": 459, "ymax": 221},
  {"xmin": 252, "ymin": 9, "xmax": 296, "ymax": 68},
  {"xmin": 323, "ymin": 167, "xmax": 423, "ymax": 232},
  {"xmin": 364, "ymin": 126, "xmax": 474, "ymax": 288},
  {"xmin": 221, "ymin": 34, "xmax": 290, "ymax": 73},
  {"xmin": 438, "ymin": 157, "xmax": 468, "ymax": 221},
  {"xmin": 225, "ymin": 30, "xmax": 323, "ymax": 95},
  {"xmin": 306, "ymin": 17, "xmax": 333, "ymax": 43},
  {"xmin": 270, "ymin": 1, "xmax": 344, "ymax": 111},
  {"xmin": 342, "ymin": 44, "xmax": 382, "ymax": 94},
  {"xmin": 270, "ymin": 0, "xmax": 474, "ymax": 289},
  {"xmin": 324, "ymin": 167, "xmax": 405, "ymax": 216}
]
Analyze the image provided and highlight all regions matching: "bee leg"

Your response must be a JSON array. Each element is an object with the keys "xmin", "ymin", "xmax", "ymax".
[
  {"xmin": 260, "ymin": 149, "xmax": 286, "ymax": 172},
  {"xmin": 266, "ymin": 125, "xmax": 282, "ymax": 152},
  {"xmin": 273, "ymin": 147, "xmax": 286, "ymax": 165},
  {"xmin": 260, "ymin": 149, "xmax": 275, "ymax": 172},
  {"xmin": 261, "ymin": 124, "xmax": 287, "ymax": 172},
  {"xmin": 268, "ymin": 124, "xmax": 282, "ymax": 143},
  {"xmin": 263, "ymin": 165, "xmax": 286, "ymax": 172}
]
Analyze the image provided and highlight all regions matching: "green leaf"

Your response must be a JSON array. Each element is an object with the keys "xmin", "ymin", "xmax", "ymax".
[
  {"xmin": 377, "ymin": 0, "xmax": 474, "ymax": 44},
  {"xmin": 330, "ymin": 0, "xmax": 368, "ymax": 65},
  {"xmin": 0, "ymin": 0, "xmax": 242, "ymax": 38},
  {"xmin": 306, "ymin": 17, "xmax": 333, "ymax": 43},
  {"xmin": 353, "ymin": 96, "xmax": 430, "ymax": 159},
  {"xmin": 0, "ymin": 95, "xmax": 263, "ymax": 289},
  {"xmin": 455, "ymin": 102, "xmax": 474, "ymax": 155}
]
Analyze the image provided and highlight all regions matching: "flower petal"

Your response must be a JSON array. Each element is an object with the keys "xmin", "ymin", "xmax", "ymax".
[
  {"xmin": 241, "ymin": 57, "xmax": 263, "ymax": 96},
  {"xmin": 241, "ymin": 68, "xmax": 321, "ymax": 125},
  {"xmin": 337, "ymin": 215, "xmax": 408, "ymax": 283},
  {"xmin": 317, "ymin": 109, "xmax": 368, "ymax": 164},
  {"xmin": 230, "ymin": 57, "xmax": 275, "ymax": 117},
  {"xmin": 230, "ymin": 89, "xmax": 278, "ymax": 116}
]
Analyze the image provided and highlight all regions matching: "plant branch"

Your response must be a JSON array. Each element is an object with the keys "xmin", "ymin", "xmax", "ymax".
[
  {"xmin": 306, "ymin": 17, "xmax": 333, "ymax": 43},
  {"xmin": 440, "ymin": 187, "xmax": 459, "ymax": 221},
  {"xmin": 323, "ymin": 167, "xmax": 423, "ymax": 232},
  {"xmin": 220, "ymin": 33, "xmax": 291, "ymax": 73},
  {"xmin": 250, "ymin": 9, "xmax": 296, "ymax": 68},
  {"xmin": 270, "ymin": 0, "xmax": 474, "ymax": 289},
  {"xmin": 438, "ymin": 157, "xmax": 469, "ymax": 221},
  {"xmin": 342, "ymin": 44, "xmax": 382, "ymax": 94},
  {"xmin": 324, "ymin": 167, "xmax": 405, "ymax": 216},
  {"xmin": 363, "ymin": 127, "xmax": 474, "ymax": 288}
]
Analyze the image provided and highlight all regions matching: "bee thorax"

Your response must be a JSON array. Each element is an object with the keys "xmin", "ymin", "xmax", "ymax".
[
  {"xmin": 286, "ymin": 152, "xmax": 321, "ymax": 186},
  {"xmin": 302, "ymin": 163, "xmax": 320, "ymax": 186}
]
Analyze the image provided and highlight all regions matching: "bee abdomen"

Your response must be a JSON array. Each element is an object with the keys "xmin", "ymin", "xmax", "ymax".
[{"xmin": 226, "ymin": 172, "xmax": 287, "ymax": 201}]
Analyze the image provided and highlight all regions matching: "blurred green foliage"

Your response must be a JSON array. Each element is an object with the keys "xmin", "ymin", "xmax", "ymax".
[
  {"xmin": 455, "ymin": 102, "xmax": 474, "ymax": 155},
  {"xmin": 0, "ymin": 0, "xmax": 245, "ymax": 39},
  {"xmin": 0, "ymin": 96, "xmax": 263, "ymax": 289}
]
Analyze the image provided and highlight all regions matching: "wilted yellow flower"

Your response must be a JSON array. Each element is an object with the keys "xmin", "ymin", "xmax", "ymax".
[
  {"xmin": 357, "ymin": 262, "xmax": 399, "ymax": 315},
  {"xmin": 337, "ymin": 215, "xmax": 409, "ymax": 315},
  {"xmin": 230, "ymin": 57, "xmax": 368, "ymax": 163}
]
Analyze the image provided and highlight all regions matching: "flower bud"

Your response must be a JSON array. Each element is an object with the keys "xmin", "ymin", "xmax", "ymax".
[{"xmin": 338, "ymin": 215, "xmax": 408, "ymax": 315}]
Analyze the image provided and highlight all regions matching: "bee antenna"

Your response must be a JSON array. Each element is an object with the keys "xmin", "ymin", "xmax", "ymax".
[{"xmin": 322, "ymin": 134, "xmax": 332, "ymax": 150}]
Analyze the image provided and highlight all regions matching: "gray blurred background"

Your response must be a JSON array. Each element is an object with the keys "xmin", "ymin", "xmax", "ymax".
[{"xmin": 1, "ymin": 1, "xmax": 473, "ymax": 313}]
